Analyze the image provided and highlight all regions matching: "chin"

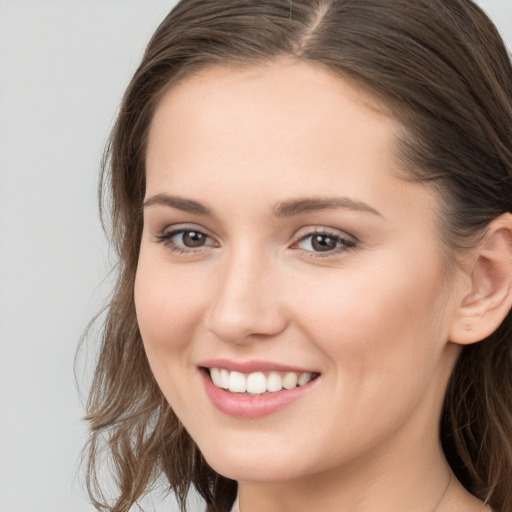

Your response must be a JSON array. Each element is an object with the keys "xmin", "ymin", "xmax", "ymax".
[
  {"xmin": 192, "ymin": 430, "xmax": 320, "ymax": 483},
  {"xmin": 205, "ymin": 454, "xmax": 301, "ymax": 483}
]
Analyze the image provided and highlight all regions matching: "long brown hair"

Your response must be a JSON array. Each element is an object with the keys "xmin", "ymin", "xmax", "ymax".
[{"xmin": 83, "ymin": 1, "xmax": 512, "ymax": 511}]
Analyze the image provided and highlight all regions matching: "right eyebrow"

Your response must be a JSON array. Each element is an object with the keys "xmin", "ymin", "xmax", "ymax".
[
  {"xmin": 143, "ymin": 193, "xmax": 213, "ymax": 216},
  {"xmin": 273, "ymin": 196, "xmax": 383, "ymax": 218}
]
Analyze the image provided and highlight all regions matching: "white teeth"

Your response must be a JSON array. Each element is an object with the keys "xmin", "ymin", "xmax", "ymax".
[
  {"xmin": 209, "ymin": 368, "xmax": 315, "ymax": 395},
  {"xmin": 219, "ymin": 368, "xmax": 230, "ymax": 389},
  {"xmin": 298, "ymin": 372, "xmax": 312, "ymax": 386},
  {"xmin": 246, "ymin": 372, "xmax": 267, "ymax": 394},
  {"xmin": 283, "ymin": 372, "xmax": 298, "ymax": 390},
  {"xmin": 228, "ymin": 371, "xmax": 246, "ymax": 393},
  {"xmin": 210, "ymin": 368, "xmax": 221, "ymax": 387},
  {"xmin": 266, "ymin": 371, "xmax": 283, "ymax": 392}
]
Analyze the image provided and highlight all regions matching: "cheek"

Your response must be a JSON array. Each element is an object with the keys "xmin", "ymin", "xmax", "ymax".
[
  {"xmin": 134, "ymin": 256, "xmax": 212, "ymax": 416},
  {"xmin": 134, "ymin": 256, "xmax": 207, "ymax": 356},
  {"xmin": 292, "ymin": 254, "xmax": 449, "ymax": 380},
  {"xmin": 285, "ymin": 256, "xmax": 452, "ymax": 450}
]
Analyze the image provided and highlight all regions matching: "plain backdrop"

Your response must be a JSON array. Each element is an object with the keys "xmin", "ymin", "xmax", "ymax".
[{"xmin": 0, "ymin": 1, "xmax": 510, "ymax": 511}]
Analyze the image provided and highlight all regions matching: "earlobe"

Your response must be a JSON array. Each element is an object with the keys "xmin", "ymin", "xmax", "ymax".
[{"xmin": 449, "ymin": 213, "xmax": 512, "ymax": 345}]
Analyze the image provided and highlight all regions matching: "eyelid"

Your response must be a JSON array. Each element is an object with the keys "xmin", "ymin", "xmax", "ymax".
[
  {"xmin": 293, "ymin": 225, "xmax": 357, "ymax": 243},
  {"xmin": 290, "ymin": 226, "xmax": 358, "ymax": 256},
  {"xmin": 152, "ymin": 223, "xmax": 357, "ymax": 257},
  {"xmin": 155, "ymin": 223, "xmax": 219, "ymax": 252},
  {"xmin": 157, "ymin": 222, "xmax": 216, "ymax": 238}
]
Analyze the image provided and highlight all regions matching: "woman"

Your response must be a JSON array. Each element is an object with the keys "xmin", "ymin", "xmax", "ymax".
[{"xmin": 84, "ymin": 1, "xmax": 512, "ymax": 511}]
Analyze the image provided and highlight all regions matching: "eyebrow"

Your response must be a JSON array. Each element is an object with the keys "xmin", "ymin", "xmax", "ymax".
[
  {"xmin": 143, "ymin": 193, "xmax": 213, "ymax": 216},
  {"xmin": 143, "ymin": 193, "xmax": 382, "ymax": 218},
  {"xmin": 273, "ymin": 197, "xmax": 382, "ymax": 217}
]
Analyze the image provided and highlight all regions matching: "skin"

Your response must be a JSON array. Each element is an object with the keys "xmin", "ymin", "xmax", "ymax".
[{"xmin": 135, "ymin": 60, "xmax": 492, "ymax": 511}]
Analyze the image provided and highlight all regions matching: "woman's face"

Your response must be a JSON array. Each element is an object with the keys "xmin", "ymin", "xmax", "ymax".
[{"xmin": 135, "ymin": 61, "xmax": 464, "ymax": 484}]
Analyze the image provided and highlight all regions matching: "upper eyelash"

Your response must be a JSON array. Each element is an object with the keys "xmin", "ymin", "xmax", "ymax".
[
  {"xmin": 154, "ymin": 227, "xmax": 357, "ymax": 256},
  {"xmin": 155, "ymin": 228, "xmax": 214, "ymax": 253},
  {"xmin": 294, "ymin": 230, "xmax": 357, "ymax": 256}
]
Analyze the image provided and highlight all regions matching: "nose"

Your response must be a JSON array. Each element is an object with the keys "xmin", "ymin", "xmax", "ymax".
[{"xmin": 204, "ymin": 248, "xmax": 288, "ymax": 344}]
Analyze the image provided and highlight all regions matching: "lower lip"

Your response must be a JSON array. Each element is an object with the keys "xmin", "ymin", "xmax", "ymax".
[{"xmin": 200, "ymin": 369, "xmax": 318, "ymax": 419}]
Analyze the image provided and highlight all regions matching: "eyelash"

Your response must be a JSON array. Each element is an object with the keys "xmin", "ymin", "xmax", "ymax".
[
  {"xmin": 293, "ymin": 229, "xmax": 357, "ymax": 257},
  {"xmin": 155, "ymin": 227, "xmax": 357, "ymax": 257},
  {"xmin": 155, "ymin": 228, "xmax": 217, "ymax": 254}
]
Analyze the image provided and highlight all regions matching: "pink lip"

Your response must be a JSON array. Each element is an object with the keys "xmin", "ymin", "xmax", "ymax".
[
  {"xmin": 198, "ymin": 358, "xmax": 317, "ymax": 374},
  {"xmin": 199, "ymin": 365, "xmax": 319, "ymax": 419}
]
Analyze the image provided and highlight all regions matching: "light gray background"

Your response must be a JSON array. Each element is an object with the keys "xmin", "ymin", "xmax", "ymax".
[{"xmin": 0, "ymin": 1, "xmax": 510, "ymax": 511}]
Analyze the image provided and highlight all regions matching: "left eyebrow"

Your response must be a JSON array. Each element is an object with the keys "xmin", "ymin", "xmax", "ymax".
[{"xmin": 273, "ymin": 196, "xmax": 383, "ymax": 218}]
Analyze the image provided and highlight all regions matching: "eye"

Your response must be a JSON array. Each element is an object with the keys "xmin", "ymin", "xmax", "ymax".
[
  {"xmin": 156, "ymin": 228, "xmax": 217, "ymax": 253},
  {"xmin": 175, "ymin": 230, "xmax": 208, "ymax": 248},
  {"xmin": 294, "ymin": 230, "xmax": 356, "ymax": 255}
]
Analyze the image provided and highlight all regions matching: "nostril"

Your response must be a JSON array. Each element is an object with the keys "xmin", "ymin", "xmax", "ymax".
[{"xmin": 205, "ymin": 306, "xmax": 288, "ymax": 344}]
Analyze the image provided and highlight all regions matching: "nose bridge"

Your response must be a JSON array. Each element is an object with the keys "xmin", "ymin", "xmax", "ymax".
[{"xmin": 205, "ymin": 243, "xmax": 286, "ymax": 343}]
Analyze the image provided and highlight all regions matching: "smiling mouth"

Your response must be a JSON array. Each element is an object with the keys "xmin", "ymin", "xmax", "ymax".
[{"xmin": 204, "ymin": 368, "xmax": 320, "ymax": 396}]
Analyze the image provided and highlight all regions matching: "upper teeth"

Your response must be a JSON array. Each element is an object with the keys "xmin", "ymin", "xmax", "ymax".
[{"xmin": 209, "ymin": 368, "xmax": 314, "ymax": 395}]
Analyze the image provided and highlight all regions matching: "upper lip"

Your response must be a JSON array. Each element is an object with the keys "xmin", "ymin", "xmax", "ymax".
[{"xmin": 198, "ymin": 358, "xmax": 319, "ymax": 374}]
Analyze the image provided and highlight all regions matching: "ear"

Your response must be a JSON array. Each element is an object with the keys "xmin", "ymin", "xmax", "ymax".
[{"xmin": 449, "ymin": 213, "xmax": 512, "ymax": 345}]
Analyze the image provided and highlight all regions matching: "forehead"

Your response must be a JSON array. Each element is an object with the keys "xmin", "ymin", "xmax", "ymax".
[
  {"xmin": 150, "ymin": 59, "xmax": 393, "ymax": 129},
  {"xmin": 145, "ymin": 59, "xmax": 401, "ymax": 186}
]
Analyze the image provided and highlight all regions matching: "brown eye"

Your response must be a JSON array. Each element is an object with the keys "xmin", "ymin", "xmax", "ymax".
[
  {"xmin": 295, "ymin": 230, "xmax": 356, "ymax": 255},
  {"xmin": 311, "ymin": 234, "xmax": 338, "ymax": 252},
  {"xmin": 182, "ymin": 231, "xmax": 207, "ymax": 247},
  {"xmin": 157, "ymin": 228, "xmax": 215, "ymax": 253}
]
